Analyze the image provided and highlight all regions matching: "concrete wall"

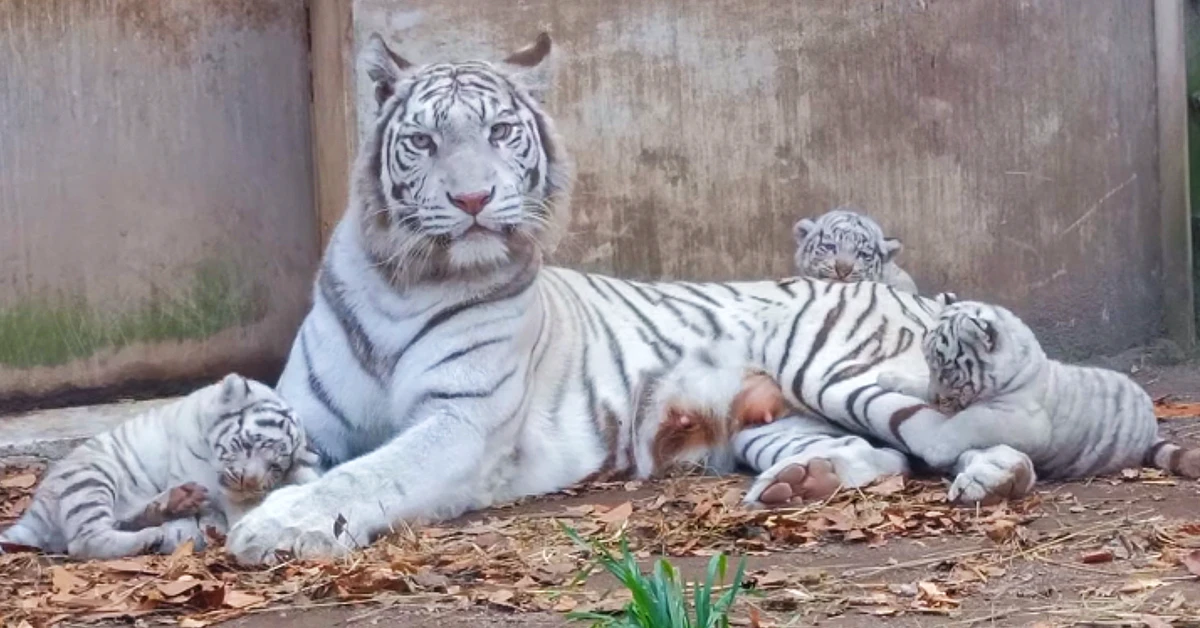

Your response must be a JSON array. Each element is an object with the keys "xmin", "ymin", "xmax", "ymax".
[
  {"xmin": 341, "ymin": 0, "xmax": 1174, "ymax": 360},
  {"xmin": 0, "ymin": 1, "xmax": 319, "ymax": 405}
]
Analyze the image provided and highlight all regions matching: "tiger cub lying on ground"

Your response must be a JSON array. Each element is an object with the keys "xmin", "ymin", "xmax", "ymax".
[
  {"xmin": 631, "ymin": 340, "xmax": 791, "ymax": 478},
  {"xmin": 876, "ymin": 300, "xmax": 1200, "ymax": 483},
  {"xmin": 793, "ymin": 208, "xmax": 919, "ymax": 294},
  {"xmin": 0, "ymin": 374, "xmax": 320, "ymax": 559}
]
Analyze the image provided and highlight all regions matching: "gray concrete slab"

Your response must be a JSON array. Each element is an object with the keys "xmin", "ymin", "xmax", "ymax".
[{"xmin": 0, "ymin": 397, "xmax": 179, "ymax": 461}]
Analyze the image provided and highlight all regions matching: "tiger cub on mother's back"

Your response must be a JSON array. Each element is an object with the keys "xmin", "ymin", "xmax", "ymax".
[
  {"xmin": 876, "ymin": 300, "xmax": 1200, "ymax": 481},
  {"xmin": 0, "ymin": 374, "xmax": 320, "ymax": 560},
  {"xmin": 793, "ymin": 208, "xmax": 918, "ymax": 294}
]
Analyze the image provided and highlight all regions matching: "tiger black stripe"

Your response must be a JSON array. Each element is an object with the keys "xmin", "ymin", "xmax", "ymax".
[
  {"xmin": 598, "ymin": 278, "xmax": 683, "ymax": 358},
  {"xmin": 427, "ymin": 336, "xmax": 511, "ymax": 372},
  {"xmin": 59, "ymin": 477, "xmax": 115, "ymax": 501},
  {"xmin": 390, "ymin": 257, "xmax": 538, "ymax": 372},
  {"xmin": 319, "ymin": 265, "xmax": 387, "ymax": 382},
  {"xmin": 775, "ymin": 288, "xmax": 817, "ymax": 382},
  {"xmin": 63, "ymin": 499, "xmax": 107, "ymax": 522},
  {"xmin": 301, "ymin": 331, "xmax": 355, "ymax": 431},
  {"xmin": 425, "ymin": 367, "xmax": 517, "ymax": 401},
  {"xmin": 788, "ymin": 288, "xmax": 849, "ymax": 408}
]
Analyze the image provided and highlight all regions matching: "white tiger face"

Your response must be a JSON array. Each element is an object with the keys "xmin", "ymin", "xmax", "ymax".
[
  {"xmin": 923, "ymin": 301, "xmax": 1042, "ymax": 410},
  {"xmin": 793, "ymin": 208, "xmax": 902, "ymax": 283},
  {"xmin": 207, "ymin": 374, "xmax": 308, "ymax": 503},
  {"xmin": 358, "ymin": 32, "xmax": 570, "ymax": 279}
]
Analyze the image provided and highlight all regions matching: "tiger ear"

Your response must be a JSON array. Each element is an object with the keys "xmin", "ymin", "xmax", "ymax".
[
  {"xmin": 793, "ymin": 218, "xmax": 816, "ymax": 244},
  {"xmin": 881, "ymin": 237, "xmax": 903, "ymax": 262},
  {"xmin": 362, "ymin": 33, "xmax": 413, "ymax": 107},
  {"xmin": 501, "ymin": 32, "xmax": 554, "ymax": 103},
  {"xmin": 217, "ymin": 373, "xmax": 251, "ymax": 405},
  {"xmin": 974, "ymin": 319, "xmax": 999, "ymax": 352}
]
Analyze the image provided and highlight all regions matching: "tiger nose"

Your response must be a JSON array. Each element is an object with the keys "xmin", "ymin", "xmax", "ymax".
[
  {"xmin": 834, "ymin": 259, "xmax": 854, "ymax": 278},
  {"xmin": 447, "ymin": 188, "xmax": 494, "ymax": 216}
]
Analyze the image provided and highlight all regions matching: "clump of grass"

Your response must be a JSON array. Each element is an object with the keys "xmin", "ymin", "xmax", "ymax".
[
  {"xmin": 0, "ymin": 259, "xmax": 267, "ymax": 368},
  {"xmin": 562, "ymin": 525, "xmax": 749, "ymax": 628}
]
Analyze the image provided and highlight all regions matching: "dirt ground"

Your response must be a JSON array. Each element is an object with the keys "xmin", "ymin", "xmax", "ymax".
[{"xmin": 4, "ymin": 363, "xmax": 1200, "ymax": 627}]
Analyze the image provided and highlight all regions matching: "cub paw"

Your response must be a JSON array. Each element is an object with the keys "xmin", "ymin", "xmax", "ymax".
[
  {"xmin": 875, "ymin": 371, "xmax": 906, "ymax": 393},
  {"xmin": 156, "ymin": 519, "xmax": 207, "ymax": 554},
  {"xmin": 165, "ymin": 482, "xmax": 209, "ymax": 517},
  {"xmin": 948, "ymin": 446, "xmax": 1036, "ymax": 506}
]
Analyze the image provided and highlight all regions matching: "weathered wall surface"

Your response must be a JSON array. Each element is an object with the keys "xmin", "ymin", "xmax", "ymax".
[
  {"xmin": 346, "ymin": 0, "xmax": 1165, "ymax": 359},
  {"xmin": 0, "ymin": 0, "xmax": 318, "ymax": 404}
]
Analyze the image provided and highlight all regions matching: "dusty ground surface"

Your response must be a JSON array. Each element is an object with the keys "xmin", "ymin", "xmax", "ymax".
[{"xmin": 3, "ymin": 363, "xmax": 1200, "ymax": 627}]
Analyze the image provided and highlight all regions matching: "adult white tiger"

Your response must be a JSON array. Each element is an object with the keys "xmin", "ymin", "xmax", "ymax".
[{"xmin": 226, "ymin": 32, "xmax": 1035, "ymax": 564}]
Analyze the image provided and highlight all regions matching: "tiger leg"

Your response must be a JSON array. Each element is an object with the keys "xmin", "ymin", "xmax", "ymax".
[
  {"xmin": 227, "ymin": 404, "xmax": 503, "ymax": 564},
  {"xmin": 875, "ymin": 370, "xmax": 930, "ymax": 398},
  {"xmin": 1144, "ymin": 438, "xmax": 1200, "ymax": 478},
  {"xmin": 67, "ymin": 518, "xmax": 205, "ymax": 559},
  {"xmin": 737, "ymin": 414, "xmax": 909, "ymax": 507},
  {"xmin": 117, "ymin": 483, "xmax": 209, "ymax": 531},
  {"xmin": 947, "ymin": 445, "xmax": 1037, "ymax": 505}
]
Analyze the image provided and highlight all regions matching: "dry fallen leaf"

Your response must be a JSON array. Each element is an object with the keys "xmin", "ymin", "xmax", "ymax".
[
  {"xmin": 595, "ymin": 501, "xmax": 634, "ymax": 524},
  {"xmin": 1142, "ymin": 615, "xmax": 1173, "ymax": 628},
  {"xmin": 1081, "ymin": 549, "xmax": 1114, "ymax": 564},
  {"xmin": 1154, "ymin": 399, "xmax": 1200, "ymax": 419},
  {"xmin": 0, "ymin": 473, "xmax": 37, "ymax": 489},
  {"xmin": 50, "ymin": 566, "xmax": 88, "ymax": 594},
  {"xmin": 158, "ymin": 578, "xmax": 202, "ymax": 598},
  {"xmin": 101, "ymin": 559, "xmax": 159, "ymax": 574},
  {"xmin": 984, "ymin": 520, "xmax": 1017, "ymax": 544},
  {"xmin": 1179, "ymin": 549, "xmax": 1200, "ymax": 577},
  {"xmin": 224, "ymin": 590, "xmax": 267, "ymax": 609},
  {"xmin": 865, "ymin": 474, "xmax": 905, "ymax": 496},
  {"xmin": 179, "ymin": 618, "xmax": 210, "ymax": 628},
  {"xmin": 1118, "ymin": 579, "xmax": 1163, "ymax": 594}
]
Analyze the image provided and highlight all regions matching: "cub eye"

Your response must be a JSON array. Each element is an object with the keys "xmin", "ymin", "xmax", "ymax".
[
  {"xmin": 408, "ymin": 133, "xmax": 435, "ymax": 151},
  {"xmin": 489, "ymin": 122, "xmax": 513, "ymax": 142}
]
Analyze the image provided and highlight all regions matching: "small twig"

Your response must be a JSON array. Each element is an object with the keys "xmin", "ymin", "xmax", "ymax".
[{"xmin": 843, "ymin": 547, "xmax": 996, "ymax": 578}]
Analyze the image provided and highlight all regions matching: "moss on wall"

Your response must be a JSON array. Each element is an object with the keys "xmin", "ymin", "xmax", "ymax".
[{"xmin": 0, "ymin": 260, "xmax": 268, "ymax": 369}]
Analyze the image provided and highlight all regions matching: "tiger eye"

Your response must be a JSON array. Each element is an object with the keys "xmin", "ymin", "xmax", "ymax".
[{"xmin": 489, "ymin": 122, "xmax": 513, "ymax": 142}]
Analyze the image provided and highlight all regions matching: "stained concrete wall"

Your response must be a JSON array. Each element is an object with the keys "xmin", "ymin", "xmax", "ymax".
[
  {"xmin": 344, "ymin": 0, "xmax": 1170, "ymax": 360},
  {"xmin": 0, "ymin": 1, "xmax": 319, "ymax": 405}
]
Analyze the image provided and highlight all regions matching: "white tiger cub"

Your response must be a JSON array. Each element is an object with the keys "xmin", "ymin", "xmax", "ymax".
[
  {"xmin": 0, "ymin": 374, "xmax": 321, "ymax": 559},
  {"xmin": 793, "ymin": 208, "xmax": 918, "ymax": 294},
  {"xmin": 877, "ymin": 300, "xmax": 1200, "ymax": 481}
]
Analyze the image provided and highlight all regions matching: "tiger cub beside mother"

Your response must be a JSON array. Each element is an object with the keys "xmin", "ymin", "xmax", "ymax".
[{"xmin": 225, "ymin": 31, "xmax": 1046, "ymax": 564}]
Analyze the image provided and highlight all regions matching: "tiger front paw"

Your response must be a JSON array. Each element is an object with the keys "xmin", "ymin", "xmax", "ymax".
[
  {"xmin": 226, "ymin": 484, "xmax": 364, "ymax": 565},
  {"xmin": 164, "ymin": 482, "xmax": 209, "ymax": 518},
  {"xmin": 948, "ymin": 445, "xmax": 1036, "ymax": 506}
]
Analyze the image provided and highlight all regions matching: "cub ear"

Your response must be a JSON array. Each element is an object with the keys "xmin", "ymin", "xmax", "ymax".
[
  {"xmin": 934, "ymin": 292, "xmax": 959, "ymax": 307},
  {"xmin": 792, "ymin": 218, "xmax": 817, "ymax": 244},
  {"xmin": 881, "ymin": 237, "xmax": 903, "ymax": 263},
  {"xmin": 501, "ymin": 32, "xmax": 555, "ymax": 103},
  {"xmin": 361, "ymin": 32, "xmax": 413, "ymax": 107},
  {"xmin": 217, "ymin": 373, "xmax": 251, "ymax": 405},
  {"xmin": 973, "ymin": 319, "xmax": 999, "ymax": 352}
]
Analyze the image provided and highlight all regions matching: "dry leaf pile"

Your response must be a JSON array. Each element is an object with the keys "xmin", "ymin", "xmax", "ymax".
[
  {"xmin": 1153, "ymin": 396, "xmax": 1200, "ymax": 419},
  {"xmin": 0, "ymin": 465, "xmax": 1040, "ymax": 627},
  {"xmin": 3, "ymin": 458, "xmax": 1200, "ymax": 626}
]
